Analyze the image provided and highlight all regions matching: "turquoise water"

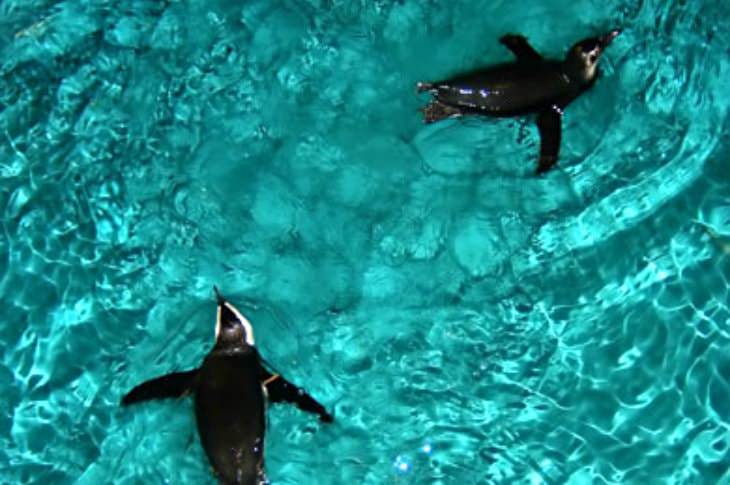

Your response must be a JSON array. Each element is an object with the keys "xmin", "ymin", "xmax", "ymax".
[{"xmin": 1, "ymin": 0, "xmax": 729, "ymax": 483}]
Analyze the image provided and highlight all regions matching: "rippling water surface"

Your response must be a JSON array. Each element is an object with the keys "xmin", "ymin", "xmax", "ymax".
[{"xmin": 1, "ymin": 0, "xmax": 729, "ymax": 484}]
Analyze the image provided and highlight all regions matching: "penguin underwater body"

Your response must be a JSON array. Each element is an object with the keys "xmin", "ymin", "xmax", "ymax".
[
  {"xmin": 121, "ymin": 287, "xmax": 333, "ymax": 485},
  {"xmin": 418, "ymin": 29, "xmax": 621, "ymax": 174}
]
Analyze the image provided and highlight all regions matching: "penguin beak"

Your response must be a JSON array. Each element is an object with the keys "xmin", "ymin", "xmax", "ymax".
[
  {"xmin": 214, "ymin": 285, "xmax": 226, "ymax": 306},
  {"xmin": 214, "ymin": 286, "xmax": 255, "ymax": 346},
  {"xmin": 598, "ymin": 29, "xmax": 621, "ymax": 49}
]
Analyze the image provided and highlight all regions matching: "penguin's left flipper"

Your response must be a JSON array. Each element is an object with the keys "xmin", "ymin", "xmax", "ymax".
[
  {"xmin": 499, "ymin": 34, "xmax": 543, "ymax": 63},
  {"xmin": 535, "ymin": 106, "xmax": 562, "ymax": 174},
  {"xmin": 261, "ymin": 370, "xmax": 333, "ymax": 423},
  {"xmin": 121, "ymin": 369, "xmax": 199, "ymax": 406}
]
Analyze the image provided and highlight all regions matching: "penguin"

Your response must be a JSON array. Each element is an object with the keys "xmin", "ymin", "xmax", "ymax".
[
  {"xmin": 120, "ymin": 287, "xmax": 333, "ymax": 485},
  {"xmin": 417, "ymin": 29, "xmax": 621, "ymax": 174}
]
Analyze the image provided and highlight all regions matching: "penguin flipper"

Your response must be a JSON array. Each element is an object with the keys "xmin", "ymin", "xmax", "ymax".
[
  {"xmin": 535, "ymin": 106, "xmax": 562, "ymax": 174},
  {"xmin": 260, "ymin": 367, "xmax": 333, "ymax": 422},
  {"xmin": 499, "ymin": 34, "xmax": 543, "ymax": 63},
  {"xmin": 121, "ymin": 369, "xmax": 199, "ymax": 406}
]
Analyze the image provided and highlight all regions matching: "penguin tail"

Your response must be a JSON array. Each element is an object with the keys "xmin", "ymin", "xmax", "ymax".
[
  {"xmin": 416, "ymin": 81, "xmax": 434, "ymax": 93},
  {"xmin": 421, "ymin": 101, "xmax": 463, "ymax": 124}
]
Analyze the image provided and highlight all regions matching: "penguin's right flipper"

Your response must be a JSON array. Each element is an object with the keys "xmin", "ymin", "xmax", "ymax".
[
  {"xmin": 535, "ymin": 107, "xmax": 562, "ymax": 174},
  {"xmin": 260, "ymin": 369, "xmax": 333, "ymax": 422},
  {"xmin": 121, "ymin": 369, "xmax": 199, "ymax": 406},
  {"xmin": 421, "ymin": 101, "xmax": 463, "ymax": 123},
  {"xmin": 499, "ymin": 34, "xmax": 543, "ymax": 63}
]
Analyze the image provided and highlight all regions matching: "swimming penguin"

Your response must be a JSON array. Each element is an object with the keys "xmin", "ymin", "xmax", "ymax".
[
  {"xmin": 417, "ymin": 29, "xmax": 621, "ymax": 174},
  {"xmin": 120, "ymin": 287, "xmax": 333, "ymax": 485}
]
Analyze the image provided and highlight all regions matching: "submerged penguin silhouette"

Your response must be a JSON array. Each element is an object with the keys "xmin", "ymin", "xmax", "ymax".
[
  {"xmin": 417, "ymin": 29, "xmax": 621, "ymax": 174},
  {"xmin": 121, "ymin": 287, "xmax": 333, "ymax": 485}
]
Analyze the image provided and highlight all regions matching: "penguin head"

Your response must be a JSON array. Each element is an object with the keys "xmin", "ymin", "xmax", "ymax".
[
  {"xmin": 565, "ymin": 29, "xmax": 621, "ymax": 83},
  {"xmin": 213, "ymin": 286, "xmax": 255, "ymax": 349}
]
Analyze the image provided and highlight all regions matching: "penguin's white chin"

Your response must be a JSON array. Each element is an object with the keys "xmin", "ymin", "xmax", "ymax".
[
  {"xmin": 584, "ymin": 63, "xmax": 597, "ymax": 81},
  {"xmin": 226, "ymin": 302, "xmax": 255, "ymax": 345},
  {"xmin": 574, "ymin": 58, "xmax": 598, "ymax": 84},
  {"xmin": 215, "ymin": 301, "xmax": 255, "ymax": 346}
]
